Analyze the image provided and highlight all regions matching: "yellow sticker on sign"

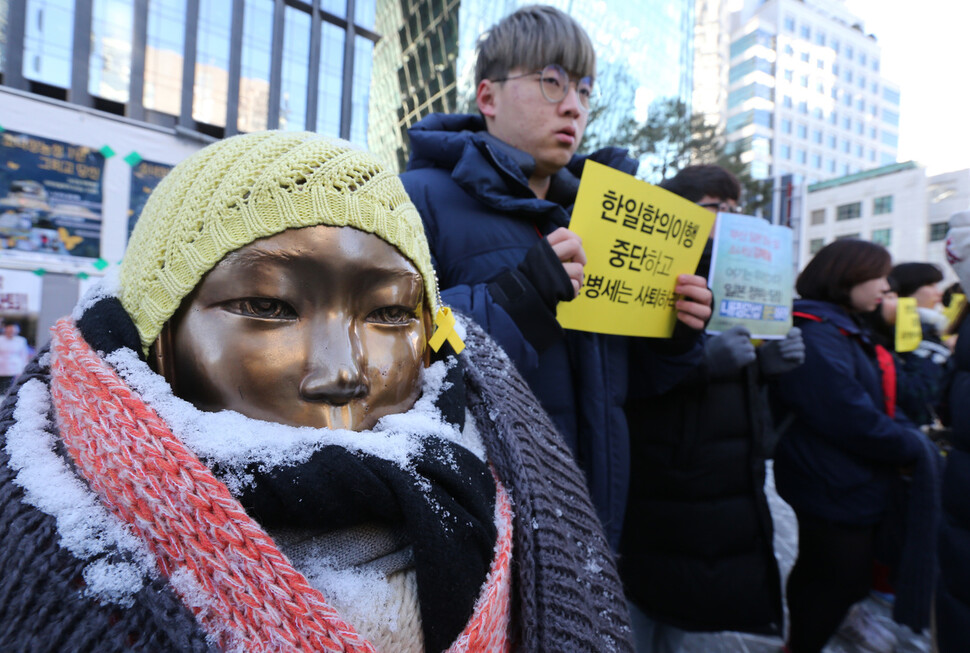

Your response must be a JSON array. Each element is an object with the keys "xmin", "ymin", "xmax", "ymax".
[
  {"xmin": 557, "ymin": 161, "xmax": 715, "ymax": 338},
  {"xmin": 895, "ymin": 296, "xmax": 922, "ymax": 353}
]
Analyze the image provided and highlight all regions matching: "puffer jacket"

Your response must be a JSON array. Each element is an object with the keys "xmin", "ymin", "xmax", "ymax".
[
  {"xmin": 772, "ymin": 299, "xmax": 923, "ymax": 524},
  {"xmin": 937, "ymin": 315, "xmax": 970, "ymax": 652},
  {"xmin": 401, "ymin": 113, "xmax": 702, "ymax": 549}
]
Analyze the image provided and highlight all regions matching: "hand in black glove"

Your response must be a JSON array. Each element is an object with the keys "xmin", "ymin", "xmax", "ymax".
[
  {"xmin": 758, "ymin": 326, "xmax": 805, "ymax": 376},
  {"xmin": 705, "ymin": 325, "xmax": 756, "ymax": 379}
]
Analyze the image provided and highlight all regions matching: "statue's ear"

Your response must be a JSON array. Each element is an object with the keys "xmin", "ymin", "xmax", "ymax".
[
  {"xmin": 422, "ymin": 308, "xmax": 433, "ymax": 368},
  {"xmin": 150, "ymin": 321, "xmax": 178, "ymax": 393}
]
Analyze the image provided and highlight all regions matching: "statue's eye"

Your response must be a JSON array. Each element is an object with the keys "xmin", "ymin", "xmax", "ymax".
[
  {"xmin": 225, "ymin": 298, "xmax": 297, "ymax": 319},
  {"xmin": 367, "ymin": 306, "xmax": 415, "ymax": 325}
]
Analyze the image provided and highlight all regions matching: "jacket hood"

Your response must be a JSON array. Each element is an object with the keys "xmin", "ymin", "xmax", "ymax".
[
  {"xmin": 794, "ymin": 298, "xmax": 864, "ymax": 335},
  {"xmin": 406, "ymin": 112, "xmax": 637, "ymax": 226}
]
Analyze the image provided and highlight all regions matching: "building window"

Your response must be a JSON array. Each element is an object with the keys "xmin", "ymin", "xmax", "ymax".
[
  {"xmin": 846, "ymin": 45, "xmax": 854, "ymax": 60},
  {"xmin": 831, "ymin": 39, "xmax": 840, "ymax": 53},
  {"xmin": 24, "ymin": 0, "xmax": 76, "ymax": 89},
  {"xmin": 316, "ymin": 22, "xmax": 346, "ymax": 137},
  {"xmin": 800, "ymin": 25, "xmax": 811, "ymax": 39},
  {"xmin": 883, "ymin": 86, "xmax": 901, "ymax": 105},
  {"xmin": 873, "ymin": 195, "xmax": 893, "ymax": 215},
  {"xmin": 239, "ymin": 0, "xmax": 274, "ymax": 132},
  {"xmin": 827, "ymin": 158, "xmax": 836, "ymax": 172},
  {"xmin": 784, "ymin": 16, "xmax": 795, "ymax": 32},
  {"xmin": 871, "ymin": 228, "xmax": 891, "ymax": 246},
  {"xmin": 145, "ymin": 0, "xmax": 187, "ymax": 115},
  {"xmin": 797, "ymin": 149, "xmax": 807, "ymax": 164},
  {"xmin": 836, "ymin": 232, "xmax": 861, "ymax": 240},
  {"xmin": 782, "ymin": 118, "xmax": 792, "ymax": 134},
  {"xmin": 809, "ymin": 238, "xmax": 825, "ymax": 254},
  {"xmin": 812, "ymin": 129, "xmax": 823, "ymax": 144},
  {"xmin": 930, "ymin": 222, "xmax": 949, "ymax": 241},
  {"xmin": 781, "ymin": 144, "xmax": 791, "ymax": 159},
  {"xmin": 800, "ymin": 51, "xmax": 810, "ymax": 63},
  {"xmin": 89, "ymin": 0, "xmax": 134, "ymax": 102},
  {"xmin": 859, "ymin": 53, "xmax": 867, "ymax": 66},
  {"xmin": 784, "ymin": 69, "xmax": 794, "ymax": 82},
  {"xmin": 798, "ymin": 100, "xmax": 808, "ymax": 114},
  {"xmin": 837, "ymin": 202, "xmax": 862, "ymax": 221},
  {"xmin": 828, "ymin": 134, "xmax": 837, "ymax": 149},
  {"xmin": 193, "ymin": 0, "xmax": 232, "ymax": 127},
  {"xmin": 812, "ymin": 153, "xmax": 822, "ymax": 169},
  {"xmin": 800, "ymin": 74, "xmax": 809, "ymax": 87},
  {"xmin": 797, "ymin": 123, "xmax": 808, "ymax": 139},
  {"xmin": 810, "ymin": 209, "xmax": 826, "ymax": 225}
]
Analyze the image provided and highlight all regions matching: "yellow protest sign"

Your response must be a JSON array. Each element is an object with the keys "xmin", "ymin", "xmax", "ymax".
[
  {"xmin": 895, "ymin": 296, "xmax": 922, "ymax": 353},
  {"xmin": 944, "ymin": 293, "xmax": 965, "ymax": 328},
  {"xmin": 557, "ymin": 161, "xmax": 715, "ymax": 338}
]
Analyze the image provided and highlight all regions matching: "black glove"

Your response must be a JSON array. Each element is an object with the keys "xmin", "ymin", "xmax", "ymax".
[
  {"xmin": 705, "ymin": 326, "xmax": 756, "ymax": 379},
  {"xmin": 488, "ymin": 237, "xmax": 573, "ymax": 352},
  {"xmin": 758, "ymin": 326, "xmax": 805, "ymax": 376}
]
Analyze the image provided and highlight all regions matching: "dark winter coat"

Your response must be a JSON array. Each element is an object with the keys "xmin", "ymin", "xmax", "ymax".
[
  {"xmin": 618, "ymin": 244, "xmax": 782, "ymax": 634},
  {"xmin": 772, "ymin": 299, "xmax": 923, "ymax": 524},
  {"xmin": 620, "ymin": 345, "xmax": 783, "ymax": 635},
  {"xmin": 937, "ymin": 315, "xmax": 970, "ymax": 652},
  {"xmin": 401, "ymin": 113, "xmax": 703, "ymax": 550}
]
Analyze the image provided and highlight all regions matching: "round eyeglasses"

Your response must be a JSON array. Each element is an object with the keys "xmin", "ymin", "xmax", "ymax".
[{"xmin": 493, "ymin": 64, "xmax": 594, "ymax": 113}]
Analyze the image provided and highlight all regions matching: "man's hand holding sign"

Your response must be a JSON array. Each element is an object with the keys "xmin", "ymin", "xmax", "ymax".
[{"xmin": 557, "ymin": 161, "xmax": 715, "ymax": 337}]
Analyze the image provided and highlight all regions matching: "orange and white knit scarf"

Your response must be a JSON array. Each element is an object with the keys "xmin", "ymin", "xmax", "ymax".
[{"xmin": 49, "ymin": 317, "xmax": 512, "ymax": 652}]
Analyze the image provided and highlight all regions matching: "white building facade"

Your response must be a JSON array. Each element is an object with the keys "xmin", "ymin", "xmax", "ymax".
[
  {"xmin": 704, "ymin": 0, "xmax": 901, "ymax": 222},
  {"xmin": 802, "ymin": 162, "xmax": 970, "ymax": 281}
]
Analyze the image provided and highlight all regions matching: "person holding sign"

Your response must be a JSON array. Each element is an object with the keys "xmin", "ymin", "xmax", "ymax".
[
  {"xmin": 400, "ymin": 5, "xmax": 711, "ymax": 552},
  {"xmin": 771, "ymin": 239, "xmax": 939, "ymax": 653},
  {"xmin": 861, "ymin": 267, "xmax": 950, "ymax": 428},
  {"xmin": 620, "ymin": 164, "xmax": 802, "ymax": 650}
]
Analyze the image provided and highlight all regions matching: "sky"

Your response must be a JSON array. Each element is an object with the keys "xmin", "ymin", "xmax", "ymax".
[{"xmin": 843, "ymin": 0, "xmax": 970, "ymax": 175}]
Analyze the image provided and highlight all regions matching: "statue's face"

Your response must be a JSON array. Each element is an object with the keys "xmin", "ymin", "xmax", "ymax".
[{"xmin": 168, "ymin": 225, "xmax": 429, "ymax": 431}]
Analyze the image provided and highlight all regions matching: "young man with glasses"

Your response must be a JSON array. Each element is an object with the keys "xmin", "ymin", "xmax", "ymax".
[{"xmin": 400, "ymin": 5, "xmax": 712, "ymax": 557}]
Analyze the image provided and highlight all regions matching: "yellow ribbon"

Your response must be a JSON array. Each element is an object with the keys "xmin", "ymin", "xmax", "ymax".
[{"xmin": 429, "ymin": 306, "xmax": 465, "ymax": 354}]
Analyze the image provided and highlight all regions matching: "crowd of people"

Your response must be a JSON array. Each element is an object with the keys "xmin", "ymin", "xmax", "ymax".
[{"xmin": 0, "ymin": 4, "xmax": 965, "ymax": 653}]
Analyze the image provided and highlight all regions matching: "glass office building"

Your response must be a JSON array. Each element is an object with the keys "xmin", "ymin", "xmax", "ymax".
[{"xmin": 1, "ymin": 0, "xmax": 378, "ymax": 143}]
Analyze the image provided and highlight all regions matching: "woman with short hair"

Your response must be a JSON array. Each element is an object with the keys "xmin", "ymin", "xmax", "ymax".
[{"xmin": 772, "ymin": 239, "xmax": 937, "ymax": 653}]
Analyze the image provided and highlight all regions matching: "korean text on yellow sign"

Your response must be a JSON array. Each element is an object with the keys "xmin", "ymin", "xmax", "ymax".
[
  {"xmin": 557, "ymin": 161, "xmax": 715, "ymax": 338},
  {"xmin": 895, "ymin": 296, "xmax": 922, "ymax": 353}
]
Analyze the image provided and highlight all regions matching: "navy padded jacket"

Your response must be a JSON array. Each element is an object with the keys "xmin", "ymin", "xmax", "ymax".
[{"xmin": 401, "ymin": 113, "xmax": 703, "ymax": 549}]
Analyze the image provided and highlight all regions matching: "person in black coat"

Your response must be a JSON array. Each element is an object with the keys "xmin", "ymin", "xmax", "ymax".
[
  {"xmin": 620, "ymin": 165, "xmax": 803, "ymax": 651},
  {"xmin": 937, "ymin": 210, "xmax": 970, "ymax": 652},
  {"xmin": 772, "ymin": 240, "xmax": 932, "ymax": 653}
]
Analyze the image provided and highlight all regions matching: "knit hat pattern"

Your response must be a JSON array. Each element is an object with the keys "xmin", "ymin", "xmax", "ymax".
[{"xmin": 119, "ymin": 131, "xmax": 439, "ymax": 352}]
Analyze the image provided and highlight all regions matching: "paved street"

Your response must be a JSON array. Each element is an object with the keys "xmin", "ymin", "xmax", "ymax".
[{"xmin": 679, "ymin": 463, "xmax": 932, "ymax": 653}]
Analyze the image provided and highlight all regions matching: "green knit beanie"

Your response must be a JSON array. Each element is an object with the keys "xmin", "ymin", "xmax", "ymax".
[{"xmin": 119, "ymin": 131, "xmax": 440, "ymax": 353}]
